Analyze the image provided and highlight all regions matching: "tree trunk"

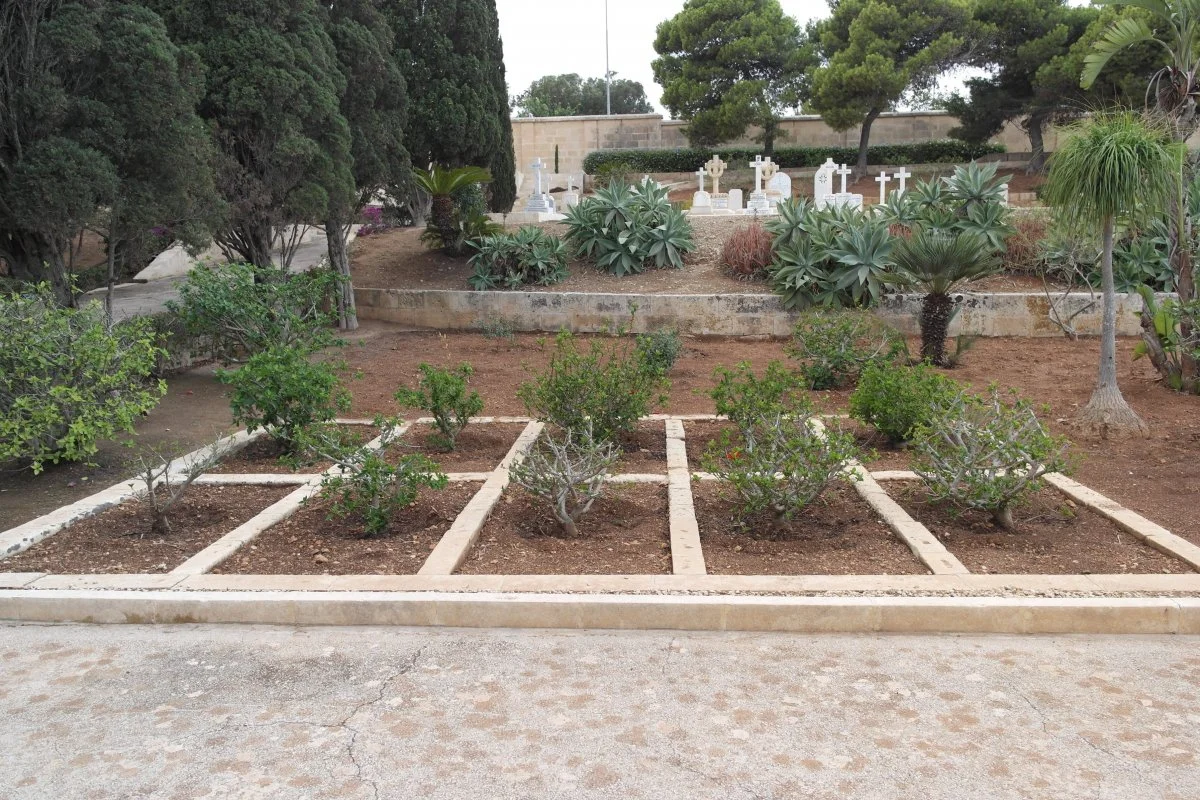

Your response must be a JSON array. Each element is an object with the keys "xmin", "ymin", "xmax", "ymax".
[
  {"xmin": 325, "ymin": 217, "xmax": 358, "ymax": 331},
  {"xmin": 1078, "ymin": 216, "xmax": 1148, "ymax": 435},
  {"xmin": 856, "ymin": 108, "xmax": 882, "ymax": 173},
  {"xmin": 1025, "ymin": 117, "xmax": 1047, "ymax": 174},
  {"xmin": 920, "ymin": 292, "xmax": 954, "ymax": 366},
  {"xmin": 992, "ymin": 505, "xmax": 1015, "ymax": 530},
  {"xmin": 5, "ymin": 232, "xmax": 75, "ymax": 305},
  {"xmin": 762, "ymin": 118, "xmax": 777, "ymax": 158}
]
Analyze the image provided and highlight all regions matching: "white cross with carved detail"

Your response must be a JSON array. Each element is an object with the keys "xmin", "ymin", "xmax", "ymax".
[
  {"xmin": 837, "ymin": 164, "xmax": 852, "ymax": 195},
  {"xmin": 750, "ymin": 155, "xmax": 765, "ymax": 194},
  {"xmin": 530, "ymin": 158, "xmax": 545, "ymax": 195},
  {"xmin": 705, "ymin": 155, "xmax": 727, "ymax": 194},
  {"xmin": 876, "ymin": 172, "xmax": 891, "ymax": 204},
  {"xmin": 895, "ymin": 167, "xmax": 912, "ymax": 196}
]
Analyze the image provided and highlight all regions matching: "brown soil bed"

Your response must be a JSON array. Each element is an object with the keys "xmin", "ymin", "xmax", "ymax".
[
  {"xmin": 695, "ymin": 481, "xmax": 928, "ymax": 575},
  {"xmin": 385, "ymin": 422, "xmax": 526, "ymax": 473},
  {"xmin": 456, "ymin": 483, "xmax": 671, "ymax": 575},
  {"xmin": 683, "ymin": 420, "xmax": 737, "ymax": 469},
  {"xmin": 888, "ymin": 481, "xmax": 1194, "ymax": 575},
  {"xmin": 844, "ymin": 420, "xmax": 912, "ymax": 471},
  {"xmin": 214, "ymin": 482, "xmax": 479, "ymax": 575},
  {"xmin": 616, "ymin": 420, "xmax": 668, "ymax": 473},
  {"xmin": 208, "ymin": 425, "xmax": 371, "ymax": 475},
  {"xmin": 1, "ymin": 485, "xmax": 290, "ymax": 574}
]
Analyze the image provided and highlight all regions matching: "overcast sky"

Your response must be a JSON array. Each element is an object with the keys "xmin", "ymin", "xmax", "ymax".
[{"xmin": 495, "ymin": 0, "xmax": 1092, "ymax": 116}]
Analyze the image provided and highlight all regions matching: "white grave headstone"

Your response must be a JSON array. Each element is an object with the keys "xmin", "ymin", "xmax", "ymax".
[
  {"xmin": 747, "ymin": 156, "xmax": 773, "ymax": 212},
  {"xmin": 524, "ymin": 157, "xmax": 552, "ymax": 213},
  {"xmin": 727, "ymin": 188, "xmax": 743, "ymax": 212},
  {"xmin": 837, "ymin": 163, "xmax": 852, "ymax": 195},
  {"xmin": 875, "ymin": 171, "xmax": 891, "ymax": 204},
  {"xmin": 767, "ymin": 171, "xmax": 792, "ymax": 202},
  {"xmin": 829, "ymin": 193, "xmax": 864, "ymax": 211},
  {"xmin": 894, "ymin": 167, "xmax": 912, "ymax": 196},
  {"xmin": 814, "ymin": 158, "xmax": 838, "ymax": 209},
  {"xmin": 691, "ymin": 167, "xmax": 712, "ymax": 213},
  {"xmin": 1000, "ymin": 183, "xmax": 1010, "ymax": 206},
  {"xmin": 705, "ymin": 155, "xmax": 727, "ymax": 195}
]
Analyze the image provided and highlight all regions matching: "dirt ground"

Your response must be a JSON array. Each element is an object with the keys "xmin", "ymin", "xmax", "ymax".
[{"xmin": 3, "ymin": 325, "xmax": 1197, "ymax": 550}]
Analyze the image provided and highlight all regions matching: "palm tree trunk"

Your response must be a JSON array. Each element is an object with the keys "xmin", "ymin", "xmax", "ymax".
[
  {"xmin": 1079, "ymin": 215, "xmax": 1148, "ymax": 435},
  {"xmin": 920, "ymin": 292, "xmax": 954, "ymax": 366}
]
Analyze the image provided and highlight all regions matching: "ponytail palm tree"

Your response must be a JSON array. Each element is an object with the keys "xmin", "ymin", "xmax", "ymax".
[
  {"xmin": 887, "ymin": 229, "xmax": 1001, "ymax": 366},
  {"xmin": 1043, "ymin": 111, "xmax": 1184, "ymax": 434}
]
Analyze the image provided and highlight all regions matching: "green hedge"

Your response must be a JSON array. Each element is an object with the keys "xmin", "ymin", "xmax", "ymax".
[{"xmin": 581, "ymin": 140, "xmax": 1005, "ymax": 174}]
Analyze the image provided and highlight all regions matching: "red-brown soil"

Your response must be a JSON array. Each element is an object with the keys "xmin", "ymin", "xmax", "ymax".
[
  {"xmin": 456, "ymin": 483, "xmax": 671, "ymax": 575},
  {"xmin": 1, "ymin": 485, "xmax": 290, "ymax": 574},
  {"xmin": 694, "ymin": 481, "xmax": 928, "ymax": 575},
  {"xmin": 214, "ymin": 482, "xmax": 479, "ymax": 575},
  {"xmin": 888, "ymin": 482, "xmax": 1194, "ymax": 575},
  {"xmin": 385, "ymin": 422, "xmax": 526, "ymax": 472},
  {"xmin": 208, "ymin": 425, "xmax": 371, "ymax": 475}
]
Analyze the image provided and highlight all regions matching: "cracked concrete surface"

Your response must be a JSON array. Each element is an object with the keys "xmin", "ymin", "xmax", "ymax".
[{"xmin": 1, "ymin": 624, "xmax": 1198, "ymax": 799}]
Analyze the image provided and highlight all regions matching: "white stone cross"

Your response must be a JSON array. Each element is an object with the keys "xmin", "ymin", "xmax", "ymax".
[
  {"xmin": 895, "ymin": 167, "xmax": 912, "ymax": 195},
  {"xmin": 528, "ymin": 157, "xmax": 542, "ymax": 194},
  {"xmin": 750, "ymin": 156, "xmax": 766, "ymax": 194},
  {"xmin": 876, "ymin": 171, "xmax": 891, "ymax": 204},
  {"xmin": 695, "ymin": 168, "xmax": 706, "ymax": 193},
  {"xmin": 761, "ymin": 157, "xmax": 779, "ymax": 185},
  {"xmin": 705, "ymin": 155, "xmax": 727, "ymax": 194},
  {"xmin": 837, "ymin": 163, "xmax": 852, "ymax": 195}
]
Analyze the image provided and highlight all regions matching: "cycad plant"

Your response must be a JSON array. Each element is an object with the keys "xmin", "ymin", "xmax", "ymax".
[
  {"xmin": 887, "ymin": 229, "xmax": 1001, "ymax": 366},
  {"xmin": 1042, "ymin": 111, "xmax": 1184, "ymax": 433},
  {"xmin": 414, "ymin": 164, "xmax": 494, "ymax": 255}
]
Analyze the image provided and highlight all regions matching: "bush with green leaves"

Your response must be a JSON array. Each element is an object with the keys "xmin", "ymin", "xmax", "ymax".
[
  {"xmin": 786, "ymin": 311, "xmax": 904, "ymax": 390},
  {"xmin": 167, "ymin": 262, "xmax": 342, "ymax": 362},
  {"xmin": 218, "ymin": 347, "xmax": 351, "ymax": 452},
  {"xmin": 635, "ymin": 327, "xmax": 683, "ymax": 374},
  {"xmin": 592, "ymin": 160, "xmax": 635, "ymax": 188},
  {"xmin": 518, "ymin": 330, "xmax": 669, "ymax": 442},
  {"xmin": 911, "ymin": 387, "xmax": 1071, "ymax": 530},
  {"xmin": 509, "ymin": 421, "xmax": 621, "ymax": 537},
  {"xmin": 702, "ymin": 361, "xmax": 858, "ymax": 522},
  {"xmin": 1134, "ymin": 288, "xmax": 1200, "ymax": 393},
  {"xmin": 311, "ymin": 421, "xmax": 447, "ymax": 538},
  {"xmin": 563, "ymin": 178, "xmax": 695, "ymax": 276},
  {"xmin": 0, "ymin": 284, "xmax": 165, "ymax": 473},
  {"xmin": 849, "ymin": 362, "xmax": 963, "ymax": 444},
  {"xmin": 582, "ymin": 141, "xmax": 1004, "ymax": 174},
  {"xmin": 394, "ymin": 363, "xmax": 484, "ymax": 451},
  {"xmin": 467, "ymin": 227, "xmax": 568, "ymax": 289}
]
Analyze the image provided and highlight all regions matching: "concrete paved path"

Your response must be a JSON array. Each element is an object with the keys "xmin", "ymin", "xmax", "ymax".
[{"xmin": 1, "ymin": 624, "xmax": 1197, "ymax": 799}]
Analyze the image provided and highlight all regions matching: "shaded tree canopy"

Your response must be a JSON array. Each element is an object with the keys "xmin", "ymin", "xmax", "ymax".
[
  {"xmin": 652, "ymin": 0, "xmax": 811, "ymax": 154},
  {"xmin": 0, "ymin": 0, "xmax": 220, "ymax": 303},
  {"xmin": 512, "ymin": 73, "xmax": 654, "ymax": 117},
  {"xmin": 805, "ymin": 0, "xmax": 973, "ymax": 170},
  {"xmin": 385, "ymin": 0, "xmax": 516, "ymax": 212},
  {"xmin": 145, "ymin": 0, "xmax": 354, "ymax": 268}
]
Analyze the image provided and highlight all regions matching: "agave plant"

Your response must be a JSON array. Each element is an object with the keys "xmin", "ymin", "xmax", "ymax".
[
  {"xmin": 563, "ymin": 178, "xmax": 694, "ymax": 276},
  {"xmin": 764, "ymin": 197, "xmax": 812, "ymax": 250},
  {"xmin": 944, "ymin": 161, "xmax": 1010, "ymax": 211},
  {"xmin": 877, "ymin": 190, "xmax": 922, "ymax": 235},
  {"xmin": 957, "ymin": 201, "xmax": 1013, "ymax": 253},
  {"xmin": 467, "ymin": 227, "xmax": 568, "ymax": 290},
  {"xmin": 886, "ymin": 229, "xmax": 1001, "ymax": 366},
  {"xmin": 769, "ymin": 238, "xmax": 840, "ymax": 309},
  {"xmin": 826, "ymin": 215, "xmax": 895, "ymax": 307},
  {"xmin": 414, "ymin": 164, "xmax": 494, "ymax": 255}
]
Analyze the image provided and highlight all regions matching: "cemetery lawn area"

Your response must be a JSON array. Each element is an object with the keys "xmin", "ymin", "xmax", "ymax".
[{"xmin": 3, "ymin": 327, "xmax": 1198, "ymax": 577}]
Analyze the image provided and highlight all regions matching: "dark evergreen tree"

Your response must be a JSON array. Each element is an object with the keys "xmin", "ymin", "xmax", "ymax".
[
  {"xmin": 325, "ymin": 0, "xmax": 410, "ymax": 330},
  {"xmin": 385, "ymin": 0, "xmax": 516, "ymax": 212},
  {"xmin": 513, "ymin": 74, "xmax": 654, "ymax": 116},
  {"xmin": 0, "ymin": 0, "xmax": 219, "ymax": 304},
  {"xmin": 146, "ymin": 0, "xmax": 355, "ymax": 268}
]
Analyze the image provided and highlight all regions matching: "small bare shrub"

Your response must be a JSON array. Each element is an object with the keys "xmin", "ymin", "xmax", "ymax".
[
  {"xmin": 720, "ymin": 222, "xmax": 775, "ymax": 279},
  {"xmin": 128, "ymin": 433, "xmax": 235, "ymax": 534},
  {"xmin": 1004, "ymin": 212, "xmax": 1049, "ymax": 274},
  {"xmin": 509, "ymin": 422, "xmax": 620, "ymax": 536}
]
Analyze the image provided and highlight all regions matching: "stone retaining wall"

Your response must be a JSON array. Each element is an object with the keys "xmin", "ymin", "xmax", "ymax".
[{"xmin": 354, "ymin": 288, "xmax": 1155, "ymax": 338}]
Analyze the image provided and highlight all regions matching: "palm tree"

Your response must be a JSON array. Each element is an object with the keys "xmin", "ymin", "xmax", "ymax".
[
  {"xmin": 1042, "ymin": 111, "xmax": 1184, "ymax": 434},
  {"xmin": 413, "ymin": 164, "xmax": 493, "ymax": 253},
  {"xmin": 887, "ymin": 229, "xmax": 1002, "ymax": 366},
  {"xmin": 1081, "ymin": 0, "xmax": 1200, "ymax": 382}
]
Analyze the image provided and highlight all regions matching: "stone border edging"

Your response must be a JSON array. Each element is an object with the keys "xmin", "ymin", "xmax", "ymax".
[
  {"xmin": 2, "ymin": 589, "xmax": 1197, "ymax": 634},
  {"xmin": 666, "ymin": 419, "xmax": 706, "ymax": 575},
  {"xmin": 849, "ymin": 465, "xmax": 969, "ymax": 575}
]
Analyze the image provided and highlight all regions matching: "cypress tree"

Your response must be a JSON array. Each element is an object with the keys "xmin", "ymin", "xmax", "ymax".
[{"xmin": 385, "ymin": 0, "xmax": 516, "ymax": 212}]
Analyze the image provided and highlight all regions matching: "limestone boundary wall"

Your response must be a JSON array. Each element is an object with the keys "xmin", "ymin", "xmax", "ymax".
[{"xmin": 354, "ymin": 288, "xmax": 1156, "ymax": 338}]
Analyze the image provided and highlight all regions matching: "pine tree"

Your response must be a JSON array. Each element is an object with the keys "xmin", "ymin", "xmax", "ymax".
[{"xmin": 385, "ymin": 0, "xmax": 516, "ymax": 212}]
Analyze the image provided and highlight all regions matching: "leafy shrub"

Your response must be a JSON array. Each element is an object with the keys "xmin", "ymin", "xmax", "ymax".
[
  {"xmin": 518, "ymin": 330, "xmax": 669, "ymax": 442},
  {"xmin": 394, "ymin": 363, "xmax": 484, "ymax": 451},
  {"xmin": 721, "ymin": 222, "xmax": 774, "ymax": 278},
  {"xmin": 509, "ymin": 421, "xmax": 621, "ymax": 536},
  {"xmin": 479, "ymin": 316, "xmax": 517, "ymax": 340},
  {"xmin": 314, "ymin": 422, "xmax": 447, "ymax": 538},
  {"xmin": 582, "ymin": 141, "xmax": 1005, "ymax": 174},
  {"xmin": 593, "ymin": 160, "xmax": 635, "ymax": 188},
  {"xmin": 635, "ymin": 327, "xmax": 683, "ymax": 374},
  {"xmin": 218, "ymin": 347, "xmax": 351, "ymax": 451},
  {"xmin": 467, "ymin": 227, "xmax": 568, "ymax": 289},
  {"xmin": 563, "ymin": 178, "xmax": 695, "ymax": 276},
  {"xmin": 911, "ymin": 387, "xmax": 1071, "ymax": 529},
  {"xmin": 0, "ymin": 284, "xmax": 165, "ymax": 473},
  {"xmin": 127, "ymin": 434, "xmax": 233, "ymax": 533},
  {"xmin": 849, "ymin": 362, "xmax": 963, "ymax": 443},
  {"xmin": 787, "ymin": 310, "xmax": 904, "ymax": 389},
  {"xmin": 168, "ymin": 262, "xmax": 341, "ymax": 362},
  {"xmin": 702, "ymin": 362, "xmax": 858, "ymax": 521}
]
